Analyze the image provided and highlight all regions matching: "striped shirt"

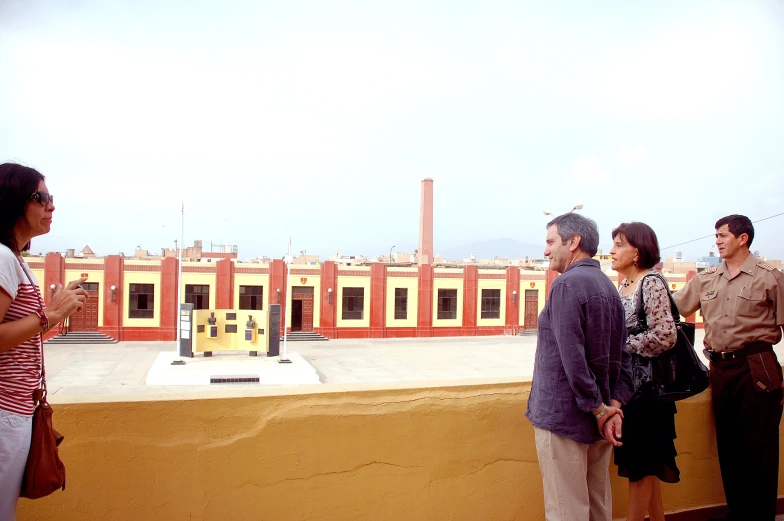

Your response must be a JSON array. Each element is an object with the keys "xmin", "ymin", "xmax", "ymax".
[{"xmin": 0, "ymin": 244, "xmax": 43, "ymax": 416}]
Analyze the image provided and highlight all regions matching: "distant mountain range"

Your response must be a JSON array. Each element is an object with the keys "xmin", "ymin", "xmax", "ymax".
[{"xmin": 436, "ymin": 239, "xmax": 544, "ymax": 262}]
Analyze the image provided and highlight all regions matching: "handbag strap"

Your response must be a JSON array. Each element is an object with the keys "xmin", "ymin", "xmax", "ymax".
[
  {"xmin": 634, "ymin": 272, "xmax": 683, "ymax": 331},
  {"xmin": 635, "ymin": 273, "xmax": 681, "ymax": 331},
  {"xmin": 15, "ymin": 256, "xmax": 47, "ymax": 399}
]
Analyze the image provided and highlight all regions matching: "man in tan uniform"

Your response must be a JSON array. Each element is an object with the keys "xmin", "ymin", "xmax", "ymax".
[{"xmin": 673, "ymin": 214, "xmax": 784, "ymax": 521}]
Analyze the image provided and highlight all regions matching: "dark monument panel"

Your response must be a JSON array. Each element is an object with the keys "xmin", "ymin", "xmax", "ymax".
[
  {"xmin": 179, "ymin": 303, "xmax": 194, "ymax": 358},
  {"xmin": 268, "ymin": 304, "xmax": 281, "ymax": 357}
]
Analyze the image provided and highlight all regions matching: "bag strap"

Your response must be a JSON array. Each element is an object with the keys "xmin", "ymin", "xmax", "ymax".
[
  {"xmin": 15, "ymin": 256, "xmax": 47, "ymax": 402},
  {"xmin": 634, "ymin": 272, "xmax": 683, "ymax": 331}
]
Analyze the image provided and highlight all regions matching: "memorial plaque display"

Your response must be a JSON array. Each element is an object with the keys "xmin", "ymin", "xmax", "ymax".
[
  {"xmin": 178, "ymin": 303, "xmax": 194, "ymax": 357},
  {"xmin": 268, "ymin": 304, "xmax": 281, "ymax": 357}
]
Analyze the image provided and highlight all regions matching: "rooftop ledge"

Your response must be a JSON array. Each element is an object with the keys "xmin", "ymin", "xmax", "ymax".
[
  {"xmin": 19, "ymin": 378, "xmax": 784, "ymax": 521},
  {"xmin": 47, "ymin": 376, "xmax": 530, "ymax": 404}
]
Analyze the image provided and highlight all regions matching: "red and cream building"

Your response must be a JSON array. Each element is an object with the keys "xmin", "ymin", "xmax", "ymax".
[
  {"xmin": 27, "ymin": 179, "xmax": 705, "ymax": 341},
  {"xmin": 25, "ymin": 252, "xmax": 698, "ymax": 342}
]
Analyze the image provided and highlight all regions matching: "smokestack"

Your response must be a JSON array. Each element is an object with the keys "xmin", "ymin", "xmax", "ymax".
[{"xmin": 418, "ymin": 178, "xmax": 434, "ymax": 266}]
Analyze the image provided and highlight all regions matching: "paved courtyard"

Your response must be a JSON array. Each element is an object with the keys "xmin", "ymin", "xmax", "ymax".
[
  {"xmin": 42, "ymin": 330, "xmax": 783, "ymax": 397},
  {"xmin": 44, "ymin": 334, "xmax": 539, "ymax": 396}
]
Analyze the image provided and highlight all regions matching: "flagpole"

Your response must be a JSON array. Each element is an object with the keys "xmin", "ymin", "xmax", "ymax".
[
  {"xmin": 176, "ymin": 201, "xmax": 184, "ymax": 349},
  {"xmin": 279, "ymin": 236, "xmax": 292, "ymax": 363}
]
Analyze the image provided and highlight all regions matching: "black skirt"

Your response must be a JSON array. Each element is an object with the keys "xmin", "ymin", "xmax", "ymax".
[{"xmin": 614, "ymin": 398, "xmax": 680, "ymax": 483}]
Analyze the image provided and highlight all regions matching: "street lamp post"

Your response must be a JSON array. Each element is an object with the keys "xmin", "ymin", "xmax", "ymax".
[
  {"xmin": 543, "ymin": 204, "xmax": 584, "ymax": 217},
  {"xmin": 280, "ymin": 237, "xmax": 292, "ymax": 364},
  {"xmin": 172, "ymin": 202, "xmax": 185, "ymax": 365},
  {"xmin": 389, "ymin": 245, "xmax": 395, "ymax": 264}
]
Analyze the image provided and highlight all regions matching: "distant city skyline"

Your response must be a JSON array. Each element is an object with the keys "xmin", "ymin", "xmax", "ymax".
[
  {"xmin": 28, "ymin": 225, "xmax": 783, "ymax": 266},
  {"xmin": 3, "ymin": 1, "xmax": 783, "ymax": 261}
]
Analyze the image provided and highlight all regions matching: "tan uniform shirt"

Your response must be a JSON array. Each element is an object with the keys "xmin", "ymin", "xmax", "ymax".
[{"xmin": 673, "ymin": 254, "xmax": 784, "ymax": 352}]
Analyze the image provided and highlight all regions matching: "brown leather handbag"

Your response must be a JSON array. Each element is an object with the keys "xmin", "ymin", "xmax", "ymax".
[
  {"xmin": 20, "ymin": 385, "xmax": 66, "ymax": 499},
  {"xmin": 18, "ymin": 260, "xmax": 67, "ymax": 499}
]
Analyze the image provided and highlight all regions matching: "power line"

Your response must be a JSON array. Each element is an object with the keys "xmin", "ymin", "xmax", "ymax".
[
  {"xmin": 753, "ymin": 212, "xmax": 784, "ymax": 224},
  {"xmin": 661, "ymin": 233, "xmax": 716, "ymax": 251},
  {"xmin": 661, "ymin": 212, "xmax": 784, "ymax": 251}
]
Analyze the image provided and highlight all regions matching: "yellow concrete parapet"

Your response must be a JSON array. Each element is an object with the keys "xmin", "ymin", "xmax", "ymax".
[{"xmin": 16, "ymin": 379, "xmax": 778, "ymax": 521}]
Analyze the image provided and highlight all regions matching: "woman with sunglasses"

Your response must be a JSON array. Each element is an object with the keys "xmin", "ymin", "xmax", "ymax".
[{"xmin": 0, "ymin": 163, "xmax": 87, "ymax": 520}]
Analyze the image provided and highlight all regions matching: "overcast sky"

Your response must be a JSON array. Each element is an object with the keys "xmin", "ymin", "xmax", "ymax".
[{"xmin": 1, "ymin": 0, "xmax": 782, "ymax": 261}]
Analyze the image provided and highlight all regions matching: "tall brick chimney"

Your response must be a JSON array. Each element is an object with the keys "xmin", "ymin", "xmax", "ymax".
[{"xmin": 418, "ymin": 178, "xmax": 434, "ymax": 266}]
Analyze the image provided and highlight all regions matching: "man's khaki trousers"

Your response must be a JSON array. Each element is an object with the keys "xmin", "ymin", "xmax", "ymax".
[{"xmin": 534, "ymin": 427, "xmax": 613, "ymax": 521}]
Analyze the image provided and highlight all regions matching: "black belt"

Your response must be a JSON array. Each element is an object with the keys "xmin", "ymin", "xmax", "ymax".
[{"xmin": 704, "ymin": 342, "xmax": 773, "ymax": 362}]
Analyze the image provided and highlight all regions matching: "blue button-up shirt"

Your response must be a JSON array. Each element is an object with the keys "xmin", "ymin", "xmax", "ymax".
[{"xmin": 526, "ymin": 259, "xmax": 634, "ymax": 445}]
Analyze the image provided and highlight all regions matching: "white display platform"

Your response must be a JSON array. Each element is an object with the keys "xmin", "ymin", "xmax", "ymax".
[{"xmin": 145, "ymin": 351, "xmax": 321, "ymax": 386}]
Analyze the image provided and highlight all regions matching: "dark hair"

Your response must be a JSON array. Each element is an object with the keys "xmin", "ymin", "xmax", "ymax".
[
  {"xmin": 0, "ymin": 163, "xmax": 46, "ymax": 254},
  {"xmin": 715, "ymin": 214, "xmax": 754, "ymax": 247},
  {"xmin": 546, "ymin": 213, "xmax": 600, "ymax": 257},
  {"xmin": 611, "ymin": 222, "xmax": 661, "ymax": 269}
]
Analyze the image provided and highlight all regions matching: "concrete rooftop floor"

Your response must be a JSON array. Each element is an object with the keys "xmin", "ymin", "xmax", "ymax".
[{"xmin": 42, "ymin": 330, "xmax": 784, "ymax": 398}]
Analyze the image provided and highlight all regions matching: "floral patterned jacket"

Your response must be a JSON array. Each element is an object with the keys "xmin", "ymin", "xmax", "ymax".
[{"xmin": 620, "ymin": 272, "xmax": 678, "ymax": 358}]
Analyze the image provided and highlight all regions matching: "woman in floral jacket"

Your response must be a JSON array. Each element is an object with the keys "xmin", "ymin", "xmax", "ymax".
[{"xmin": 609, "ymin": 222, "xmax": 678, "ymax": 521}]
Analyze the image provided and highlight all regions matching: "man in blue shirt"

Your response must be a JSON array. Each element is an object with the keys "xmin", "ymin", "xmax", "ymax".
[{"xmin": 526, "ymin": 213, "xmax": 634, "ymax": 521}]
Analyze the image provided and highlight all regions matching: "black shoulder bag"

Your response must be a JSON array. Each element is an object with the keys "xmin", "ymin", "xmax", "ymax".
[{"xmin": 630, "ymin": 273, "xmax": 710, "ymax": 402}]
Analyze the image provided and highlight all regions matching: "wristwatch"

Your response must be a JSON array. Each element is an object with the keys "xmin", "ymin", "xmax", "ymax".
[{"xmin": 595, "ymin": 403, "xmax": 608, "ymax": 420}]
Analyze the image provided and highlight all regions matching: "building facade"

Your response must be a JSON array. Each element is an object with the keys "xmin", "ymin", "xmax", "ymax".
[{"xmin": 28, "ymin": 253, "xmax": 698, "ymax": 341}]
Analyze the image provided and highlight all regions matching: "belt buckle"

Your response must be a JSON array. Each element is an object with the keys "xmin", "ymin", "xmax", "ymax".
[{"xmin": 704, "ymin": 349, "xmax": 730, "ymax": 361}]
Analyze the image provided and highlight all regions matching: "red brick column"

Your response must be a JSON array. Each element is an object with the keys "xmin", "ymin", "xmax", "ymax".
[
  {"xmin": 41, "ymin": 253, "xmax": 65, "ymax": 340},
  {"xmin": 417, "ymin": 264, "xmax": 433, "ymax": 337},
  {"xmin": 319, "ymin": 261, "xmax": 338, "ymax": 338},
  {"xmin": 684, "ymin": 270, "xmax": 697, "ymax": 324},
  {"xmin": 545, "ymin": 269, "xmax": 559, "ymax": 299},
  {"xmin": 101, "ymin": 255, "xmax": 124, "ymax": 341},
  {"xmin": 215, "ymin": 258, "xmax": 234, "ymax": 309},
  {"xmin": 159, "ymin": 257, "xmax": 178, "ymax": 341},
  {"xmin": 462, "ymin": 265, "xmax": 478, "ymax": 336},
  {"xmin": 369, "ymin": 263, "xmax": 387, "ymax": 338},
  {"xmin": 43, "ymin": 252, "xmax": 65, "ymax": 307},
  {"xmin": 505, "ymin": 267, "xmax": 521, "ymax": 333},
  {"xmin": 268, "ymin": 259, "xmax": 287, "ymax": 338}
]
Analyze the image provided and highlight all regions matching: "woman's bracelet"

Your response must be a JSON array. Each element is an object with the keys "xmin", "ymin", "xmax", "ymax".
[
  {"xmin": 33, "ymin": 309, "xmax": 50, "ymax": 332},
  {"xmin": 595, "ymin": 403, "xmax": 608, "ymax": 420}
]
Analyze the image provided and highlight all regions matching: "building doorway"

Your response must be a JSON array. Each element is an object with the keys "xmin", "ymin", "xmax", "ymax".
[
  {"xmin": 70, "ymin": 282, "xmax": 100, "ymax": 331},
  {"xmin": 291, "ymin": 287, "xmax": 314, "ymax": 332},
  {"xmin": 524, "ymin": 289, "xmax": 539, "ymax": 329}
]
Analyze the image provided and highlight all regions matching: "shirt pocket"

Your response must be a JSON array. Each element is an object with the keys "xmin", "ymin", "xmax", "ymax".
[
  {"xmin": 699, "ymin": 291, "xmax": 719, "ymax": 317},
  {"xmin": 737, "ymin": 291, "xmax": 765, "ymax": 317}
]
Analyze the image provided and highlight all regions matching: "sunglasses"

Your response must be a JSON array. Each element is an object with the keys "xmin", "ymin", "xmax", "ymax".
[{"xmin": 30, "ymin": 192, "xmax": 54, "ymax": 206}]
